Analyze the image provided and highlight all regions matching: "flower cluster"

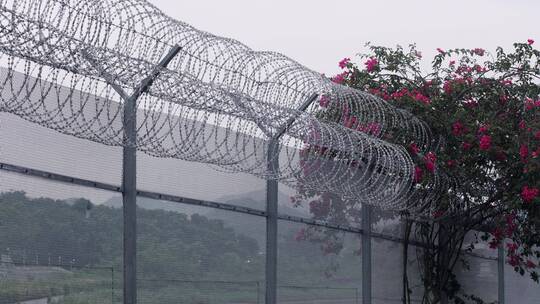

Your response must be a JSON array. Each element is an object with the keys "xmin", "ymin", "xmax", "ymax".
[
  {"xmin": 322, "ymin": 40, "xmax": 540, "ymax": 282},
  {"xmin": 364, "ymin": 57, "xmax": 378, "ymax": 72},
  {"xmin": 331, "ymin": 72, "xmax": 347, "ymax": 84},
  {"xmin": 521, "ymin": 186, "xmax": 539, "ymax": 203},
  {"xmin": 297, "ymin": 41, "xmax": 540, "ymax": 286},
  {"xmin": 479, "ymin": 135, "xmax": 491, "ymax": 150},
  {"xmin": 339, "ymin": 57, "xmax": 351, "ymax": 69}
]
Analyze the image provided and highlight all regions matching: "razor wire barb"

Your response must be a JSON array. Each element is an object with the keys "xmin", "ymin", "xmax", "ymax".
[{"xmin": 0, "ymin": 0, "xmax": 449, "ymax": 213}]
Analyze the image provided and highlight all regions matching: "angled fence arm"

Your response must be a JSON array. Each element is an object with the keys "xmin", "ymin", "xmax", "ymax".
[
  {"xmin": 265, "ymin": 93, "xmax": 318, "ymax": 304},
  {"xmin": 229, "ymin": 95, "xmax": 272, "ymax": 136},
  {"xmin": 83, "ymin": 45, "xmax": 181, "ymax": 304}
]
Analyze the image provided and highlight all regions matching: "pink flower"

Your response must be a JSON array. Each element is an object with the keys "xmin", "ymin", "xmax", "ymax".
[
  {"xmin": 452, "ymin": 121, "xmax": 466, "ymax": 136},
  {"xmin": 495, "ymin": 225, "xmax": 505, "ymax": 239},
  {"xmin": 449, "ymin": 60, "xmax": 456, "ymax": 66},
  {"xmin": 424, "ymin": 152, "xmax": 437, "ymax": 173},
  {"xmin": 479, "ymin": 135, "xmax": 491, "ymax": 150},
  {"xmin": 521, "ymin": 185, "xmax": 539, "ymax": 203},
  {"xmin": 344, "ymin": 115, "xmax": 358, "ymax": 129},
  {"xmin": 519, "ymin": 120, "xmax": 527, "ymax": 130},
  {"xmin": 525, "ymin": 97, "xmax": 536, "ymax": 110},
  {"xmin": 332, "ymin": 72, "xmax": 346, "ymax": 84},
  {"xmin": 500, "ymin": 79, "xmax": 513, "ymax": 86},
  {"xmin": 356, "ymin": 124, "xmax": 368, "ymax": 132},
  {"xmin": 409, "ymin": 142, "xmax": 420, "ymax": 155},
  {"xmin": 462, "ymin": 142, "xmax": 472, "ymax": 150},
  {"xmin": 463, "ymin": 98, "xmax": 478, "ymax": 108},
  {"xmin": 528, "ymin": 39, "xmax": 535, "ymax": 45},
  {"xmin": 507, "ymin": 242, "xmax": 519, "ymax": 252},
  {"xmin": 496, "ymin": 151, "xmax": 507, "ymax": 161},
  {"xmin": 489, "ymin": 239, "xmax": 499, "ymax": 249},
  {"xmin": 478, "ymin": 124, "xmax": 489, "ymax": 134},
  {"xmin": 443, "ymin": 81, "xmax": 453, "ymax": 94},
  {"xmin": 425, "ymin": 161, "xmax": 436, "ymax": 173},
  {"xmin": 414, "ymin": 166, "xmax": 424, "ymax": 183},
  {"xmin": 319, "ymin": 95, "xmax": 330, "ymax": 108},
  {"xmin": 472, "ymin": 48, "xmax": 485, "ymax": 56},
  {"xmin": 474, "ymin": 64, "xmax": 486, "ymax": 73},
  {"xmin": 520, "ymin": 144, "xmax": 529, "ymax": 163},
  {"xmin": 505, "ymin": 214, "xmax": 517, "ymax": 236},
  {"xmin": 413, "ymin": 91, "xmax": 431, "ymax": 104},
  {"xmin": 424, "ymin": 152, "xmax": 436, "ymax": 162},
  {"xmin": 526, "ymin": 260, "xmax": 537, "ymax": 269},
  {"xmin": 339, "ymin": 57, "xmax": 351, "ymax": 69},
  {"xmin": 367, "ymin": 123, "xmax": 381, "ymax": 135},
  {"xmin": 508, "ymin": 254, "xmax": 520, "ymax": 267},
  {"xmin": 391, "ymin": 88, "xmax": 410, "ymax": 99},
  {"xmin": 364, "ymin": 57, "xmax": 379, "ymax": 72},
  {"xmin": 489, "ymin": 227, "xmax": 503, "ymax": 248},
  {"xmin": 436, "ymin": 48, "xmax": 445, "ymax": 54}
]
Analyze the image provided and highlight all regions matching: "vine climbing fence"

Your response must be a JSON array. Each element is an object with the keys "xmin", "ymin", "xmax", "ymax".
[{"xmin": 0, "ymin": 0, "xmax": 539, "ymax": 303}]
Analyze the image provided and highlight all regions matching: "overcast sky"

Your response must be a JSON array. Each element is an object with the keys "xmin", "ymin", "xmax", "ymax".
[{"xmin": 148, "ymin": 0, "xmax": 539, "ymax": 76}]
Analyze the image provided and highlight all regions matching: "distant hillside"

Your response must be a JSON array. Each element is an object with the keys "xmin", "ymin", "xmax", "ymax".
[
  {"xmin": 0, "ymin": 191, "xmax": 261, "ymax": 280},
  {"xmin": 102, "ymin": 188, "xmax": 308, "ymax": 219},
  {"xmin": 206, "ymin": 190, "xmax": 310, "ymax": 247},
  {"xmin": 100, "ymin": 189, "xmax": 312, "ymax": 249},
  {"xmin": 214, "ymin": 188, "xmax": 309, "ymax": 216}
]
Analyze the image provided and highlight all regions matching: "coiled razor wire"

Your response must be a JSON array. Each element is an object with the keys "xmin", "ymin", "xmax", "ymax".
[{"xmin": 0, "ymin": 0, "xmax": 456, "ymax": 213}]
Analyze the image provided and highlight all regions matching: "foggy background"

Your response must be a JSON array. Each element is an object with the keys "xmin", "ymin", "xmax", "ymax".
[{"xmin": 148, "ymin": 0, "xmax": 540, "ymax": 75}]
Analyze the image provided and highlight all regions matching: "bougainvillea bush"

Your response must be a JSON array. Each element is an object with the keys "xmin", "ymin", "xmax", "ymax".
[{"xmin": 293, "ymin": 40, "xmax": 540, "ymax": 302}]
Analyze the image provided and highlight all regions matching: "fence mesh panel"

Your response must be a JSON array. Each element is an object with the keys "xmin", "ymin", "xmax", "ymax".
[
  {"xmin": 452, "ymin": 230, "xmax": 498, "ymax": 301},
  {"xmin": 3, "ymin": 111, "xmax": 540, "ymax": 303},
  {"xmin": 503, "ymin": 240, "xmax": 540, "ymax": 303},
  {"xmin": 0, "ymin": 171, "xmax": 121, "ymax": 304},
  {"xmin": 505, "ymin": 262, "xmax": 540, "ymax": 302},
  {"xmin": 372, "ymin": 238, "xmax": 403, "ymax": 303},
  {"xmin": 455, "ymin": 255, "xmax": 498, "ymax": 302},
  {"xmin": 136, "ymin": 198, "xmax": 265, "ymax": 304},
  {"xmin": 404, "ymin": 244, "xmax": 425, "ymax": 303},
  {"xmin": 137, "ymin": 153, "xmax": 266, "ymax": 210},
  {"xmin": 0, "ymin": 113, "xmax": 123, "ymax": 187},
  {"xmin": 277, "ymin": 220, "xmax": 362, "ymax": 304}
]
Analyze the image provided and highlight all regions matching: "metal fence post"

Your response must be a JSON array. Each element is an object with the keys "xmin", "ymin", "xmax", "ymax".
[
  {"xmin": 362, "ymin": 204, "xmax": 372, "ymax": 304},
  {"xmin": 265, "ymin": 140, "xmax": 279, "ymax": 304},
  {"xmin": 498, "ymin": 243, "xmax": 505, "ymax": 304},
  {"xmin": 265, "ymin": 94, "xmax": 318, "ymax": 304},
  {"xmin": 83, "ymin": 45, "xmax": 182, "ymax": 304},
  {"xmin": 122, "ymin": 91, "xmax": 138, "ymax": 304}
]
